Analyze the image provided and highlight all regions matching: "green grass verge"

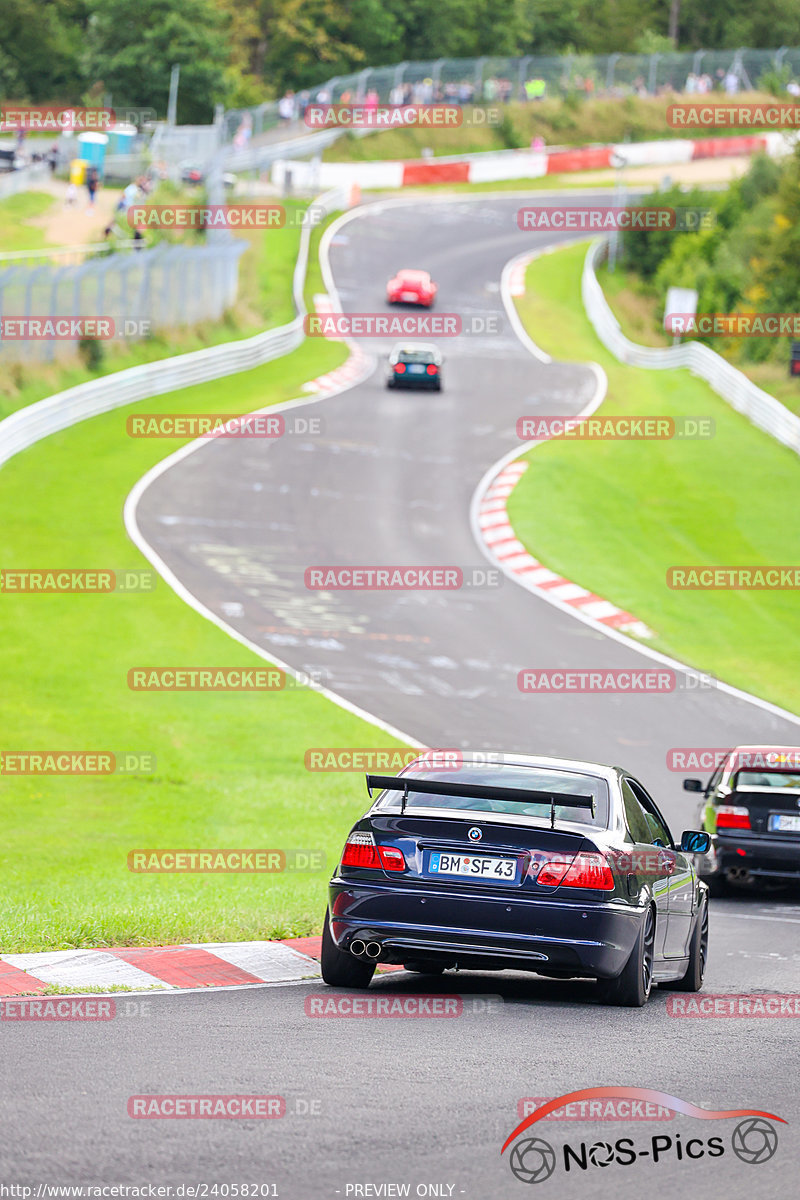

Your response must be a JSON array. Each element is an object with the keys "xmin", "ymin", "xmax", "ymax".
[
  {"xmin": 508, "ymin": 241, "xmax": 800, "ymax": 716},
  {"xmin": 0, "ymin": 191, "xmax": 55, "ymax": 252},
  {"xmin": 10, "ymin": 985, "xmax": 166, "ymax": 996},
  {"xmin": 0, "ymin": 207, "xmax": 408, "ymax": 953}
]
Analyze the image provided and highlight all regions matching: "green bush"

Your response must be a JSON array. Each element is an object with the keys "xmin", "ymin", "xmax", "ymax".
[{"xmin": 78, "ymin": 337, "xmax": 105, "ymax": 371}]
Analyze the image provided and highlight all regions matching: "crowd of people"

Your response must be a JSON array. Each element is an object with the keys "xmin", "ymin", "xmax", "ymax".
[{"xmin": 267, "ymin": 61, "xmax": 800, "ymax": 118}]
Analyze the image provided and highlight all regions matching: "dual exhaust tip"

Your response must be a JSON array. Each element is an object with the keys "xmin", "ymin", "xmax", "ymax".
[{"xmin": 351, "ymin": 938, "xmax": 382, "ymax": 960}]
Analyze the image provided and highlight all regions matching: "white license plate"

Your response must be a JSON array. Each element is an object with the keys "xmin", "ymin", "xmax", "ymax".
[
  {"xmin": 429, "ymin": 851, "xmax": 516, "ymax": 880},
  {"xmin": 401, "ymin": 291, "xmax": 419, "ymax": 302},
  {"xmin": 768, "ymin": 813, "xmax": 800, "ymax": 832},
  {"xmin": 407, "ymin": 363, "xmax": 425, "ymax": 373}
]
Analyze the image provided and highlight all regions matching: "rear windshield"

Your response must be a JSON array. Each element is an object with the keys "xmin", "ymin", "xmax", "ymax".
[
  {"xmin": 375, "ymin": 765, "xmax": 609, "ymax": 827},
  {"xmin": 398, "ymin": 350, "xmax": 435, "ymax": 363},
  {"xmin": 734, "ymin": 770, "xmax": 800, "ymax": 790}
]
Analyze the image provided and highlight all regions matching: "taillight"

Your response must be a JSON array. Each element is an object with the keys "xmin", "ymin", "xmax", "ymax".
[
  {"xmin": 340, "ymin": 831, "xmax": 405, "ymax": 871},
  {"xmin": 716, "ymin": 805, "xmax": 751, "ymax": 830},
  {"xmin": 394, "ymin": 363, "xmax": 406, "ymax": 373},
  {"xmin": 377, "ymin": 845, "xmax": 406, "ymax": 871},
  {"xmin": 537, "ymin": 852, "xmax": 614, "ymax": 890},
  {"xmin": 535, "ymin": 856, "xmax": 572, "ymax": 887},
  {"xmin": 341, "ymin": 831, "xmax": 378, "ymax": 868},
  {"xmin": 426, "ymin": 364, "xmax": 438, "ymax": 375}
]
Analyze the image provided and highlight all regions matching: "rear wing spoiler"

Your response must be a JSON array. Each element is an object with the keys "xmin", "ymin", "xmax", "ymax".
[{"xmin": 365, "ymin": 773, "xmax": 595, "ymax": 827}]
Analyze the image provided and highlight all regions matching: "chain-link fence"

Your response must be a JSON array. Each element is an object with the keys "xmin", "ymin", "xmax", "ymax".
[
  {"xmin": 221, "ymin": 46, "xmax": 800, "ymax": 143},
  {"xmin": 0, "ymin": 240, "xmax": 246, "ymax": 364}
]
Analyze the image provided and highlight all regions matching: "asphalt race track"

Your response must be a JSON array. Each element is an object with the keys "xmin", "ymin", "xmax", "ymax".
[{"xmin": 4, "ymin": 193, "xmax": 798, "ymax": 1197}]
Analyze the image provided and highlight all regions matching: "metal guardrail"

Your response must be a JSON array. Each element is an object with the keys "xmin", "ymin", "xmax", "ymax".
[
  {"xmin": 0, "ymin": 241, "xmax": 141, "ymax": 265},
  {"xmin": 0, "ymin": 185, "xmax": 350, "ymax": 469},
  {"xmin": 582, "ymin": 238, "xmax": 800, "ymax": 457}
]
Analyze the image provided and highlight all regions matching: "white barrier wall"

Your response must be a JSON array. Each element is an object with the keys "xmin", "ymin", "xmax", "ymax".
[
  {"xmin": 610, "ymin": 140, "xmax": 694, "ymax": 167},
  {"xmin": 271, "ymin": 159, "xmax": 404, "ymax": 190},
  {"xmin": 467, "ymin": 150, "xmax": 548, "ymax": 182}
]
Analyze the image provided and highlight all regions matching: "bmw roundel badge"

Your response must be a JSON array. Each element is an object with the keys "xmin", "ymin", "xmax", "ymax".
[{"xmin": 468, "ymin": 827, "xmax": 482, "ymax": 841}]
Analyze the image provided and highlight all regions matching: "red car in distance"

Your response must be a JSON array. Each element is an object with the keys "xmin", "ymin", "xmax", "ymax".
[{"xmin": 386, "ymin": 269, "xmax": 437, "ymax": 307}]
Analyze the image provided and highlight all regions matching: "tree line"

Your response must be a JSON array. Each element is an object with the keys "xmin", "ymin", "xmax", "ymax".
[{"xmin": 2, "ymin": 0, "xmax": 799, "ymax": 124}]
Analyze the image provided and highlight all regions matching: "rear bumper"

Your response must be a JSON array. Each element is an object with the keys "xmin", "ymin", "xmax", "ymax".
[
  {"xmin": 387, "ymin": 376, "xmax": 441, "ymax": 389},
  {"xmin": 714, "ymin": 833, "xmax": 800, "ymax": 879},
  {"xmin": 328, "ymin": 879, "xmax": 643, "ymax": 978}
]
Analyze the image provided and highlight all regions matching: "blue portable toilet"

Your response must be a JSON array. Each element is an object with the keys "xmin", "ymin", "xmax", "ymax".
[
  {"xmin": 76, "ymin": 132, "xmax": 108, "ymax": 176},
  {"xmin": 107, "ymin": 123, "xmax": 137, "ymax": 155}
]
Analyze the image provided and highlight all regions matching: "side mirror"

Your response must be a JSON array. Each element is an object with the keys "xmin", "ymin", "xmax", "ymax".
[
  {"xmin": 682, "ymin": 778, "xmax": 704, "ymax": 792},
  {"xmin": 679, "ymin": 830, "xmax": 711, "ymax": 854}
]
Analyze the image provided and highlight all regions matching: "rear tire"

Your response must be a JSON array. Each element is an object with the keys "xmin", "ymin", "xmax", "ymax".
[
  {"xmin": 597, "ymin": 905, "xmax": 655, "ymax": 1008},
  {"xmin": 671, "ymin": 897, "xmax": 708, "ymax": 992},
  {"xmin": 320, "ymin": 910, "xmax": 375, "ymax": 988}
]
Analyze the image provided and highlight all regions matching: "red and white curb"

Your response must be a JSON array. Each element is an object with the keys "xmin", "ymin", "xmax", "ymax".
[
  {"xmin": 0, "ymin": 941, "xmax": 320, "ymax": 997},
  {"xmin": 302, "ymin": 293, "xmax": 372, "ymax": 394},
  {"xmin": 0, "ymin": 936, "xmax": 407, "ymax": 997},
  {"xmin": 478, "ymin": 459, "xmax": 652, "ymax": 638},
  {"xmin": 507, "ymin": 262, "xmax": 527, "ymax": 298}
]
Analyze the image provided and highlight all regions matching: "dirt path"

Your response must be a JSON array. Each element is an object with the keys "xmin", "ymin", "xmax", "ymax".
[
  {"xmin": 28, "ymin": 178, "xmax": 123, "ymax": 246},
  {"xmin": 574, "ymin": 155, "xmax": 754, "ymax": 187}
]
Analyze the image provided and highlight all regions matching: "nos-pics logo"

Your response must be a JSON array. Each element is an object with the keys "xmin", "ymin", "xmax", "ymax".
[{"xmin": 502, "ymin": 1088, "xmax": 783, "ymax": 1183}]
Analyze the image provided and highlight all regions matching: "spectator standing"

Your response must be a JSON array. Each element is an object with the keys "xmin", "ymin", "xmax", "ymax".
[
  {"xmin": 86, "ymin": 165, "xmax": 99, "ymax": 207},
  {"xmin": 278, "ymin": 91, "xmax": 295, "ymax": 122}
]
